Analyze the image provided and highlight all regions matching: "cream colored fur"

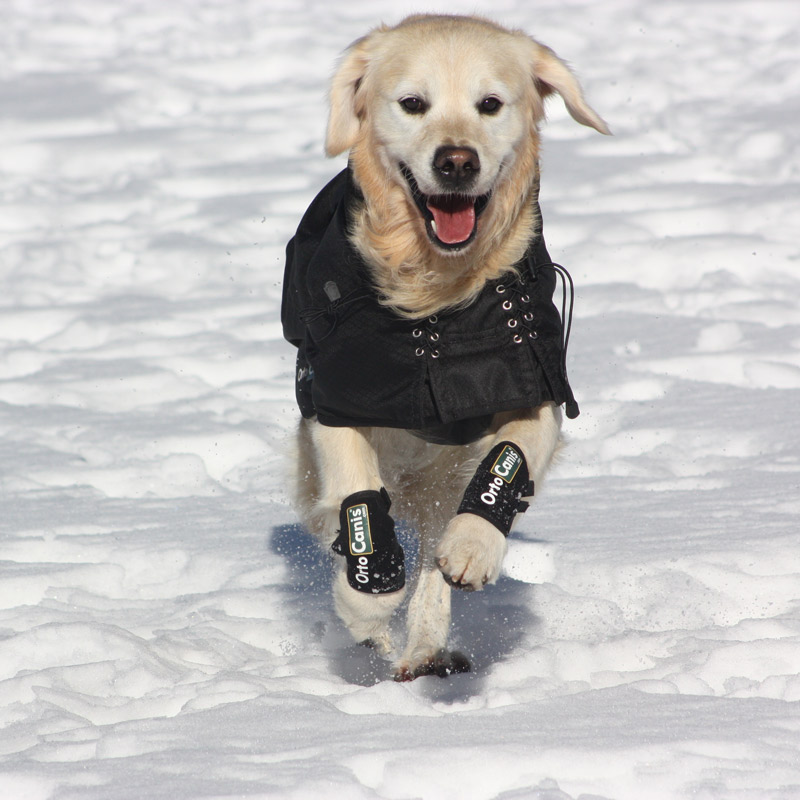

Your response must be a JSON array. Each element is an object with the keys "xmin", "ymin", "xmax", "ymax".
[{"xmin": 292, "ymin": 14, "xmax": 607, "ymax": 680}]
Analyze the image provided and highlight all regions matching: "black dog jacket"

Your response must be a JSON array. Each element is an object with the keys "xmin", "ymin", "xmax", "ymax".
[
  {"xmin": 457, "ymin": 441, "xmax": 533, "ymax": 535},
  {"xmin": 282, "ymin": 168, "xmax": 579, "ymax": 446},
  {"xmin": 332, "ymin": 488, "xmax": 406, "ymax": 594}
]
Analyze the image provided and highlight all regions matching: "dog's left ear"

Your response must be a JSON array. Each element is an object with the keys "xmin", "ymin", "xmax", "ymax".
[
  {"xmin": 326, "ymin": 33, "xmax": 375, "ymax": 156},
  {"xmin": 532, "ymin": 42, "xmax": 611, "ymax": 135}
]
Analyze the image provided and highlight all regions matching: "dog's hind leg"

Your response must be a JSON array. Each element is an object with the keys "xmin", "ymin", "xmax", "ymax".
[
  {"xmin": 394, "ymin": 557, "xmax": 470, "ymax": 681},
  {"xmin": 392, "ymin": 474, "xmax": 469, "ymax": 681},
  {"xmin": 300, "ymin": 420, "xmax": 407, "ymax": 655}
]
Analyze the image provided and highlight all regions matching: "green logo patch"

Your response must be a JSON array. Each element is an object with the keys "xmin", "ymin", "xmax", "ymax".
[
  {"xmin": 490, "ymin": 445, "xmax": 522, "ymax": 484},
  {"xmin": 346, "ymin": 504, "xmax": 373, "ymax": 556}
]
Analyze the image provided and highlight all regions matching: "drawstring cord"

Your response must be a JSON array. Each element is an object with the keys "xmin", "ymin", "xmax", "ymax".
[
  {"xmin": 533, "ymin": 261, "xmax": 575, "ymax": 384},
  {"xmin": 524, "ymin": 257, "xmax": 579, "ymax": 418}
]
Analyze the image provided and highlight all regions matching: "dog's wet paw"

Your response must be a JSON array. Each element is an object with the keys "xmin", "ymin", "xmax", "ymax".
[
  {"xmin": 393, "ymin": 649, "xmax": 471, "ymax": 681},
  {"xmin": 358, "ymin": 633, "xmax": 393, "ymax": 657},
  {"xmin": 435, "ymin": 514, "xmax": 508, "ymax": 591},
  {"xmin": 332, "ymin": 569, "xmax": 405, "ymax": 648}
]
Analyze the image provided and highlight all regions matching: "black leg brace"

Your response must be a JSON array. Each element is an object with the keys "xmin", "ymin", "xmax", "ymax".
[
  {"xmin": 331, "ymin": 488, "xmax": 405, "ymax": 594},
  {"xmin": 457, "ymin": 441, "xmax": 534, "ymax": 535}
]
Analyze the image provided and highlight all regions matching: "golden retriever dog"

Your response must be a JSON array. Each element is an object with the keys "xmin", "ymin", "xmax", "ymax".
[{"xmin": 282, "ymin": 14, "xmax": 608, "ymax": 681}]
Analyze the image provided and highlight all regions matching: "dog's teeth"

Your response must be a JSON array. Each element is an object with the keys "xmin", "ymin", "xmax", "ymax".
[{"xmin": 430, "ymin": 219, "xmax": 437, "ymax": 235}]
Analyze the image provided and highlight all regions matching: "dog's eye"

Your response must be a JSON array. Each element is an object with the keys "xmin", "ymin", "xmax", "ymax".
[
  {"xmin": 399, "ymin": 96, "xmax": 427, "ymax": 114},
  {"xmin": 478, "ymin": 96, "xmax": 503, "ymax": 115}
]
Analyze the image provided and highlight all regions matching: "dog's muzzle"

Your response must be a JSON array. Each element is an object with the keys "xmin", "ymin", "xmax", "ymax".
[{"xmin": 400, "ymin": 163, "xmax": 491, "ymax": 250}]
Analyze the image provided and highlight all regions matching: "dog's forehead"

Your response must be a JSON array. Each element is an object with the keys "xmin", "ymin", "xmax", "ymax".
[{"xmin": 371, "ymin": 24, "xmax": 529, "ymax": 98}]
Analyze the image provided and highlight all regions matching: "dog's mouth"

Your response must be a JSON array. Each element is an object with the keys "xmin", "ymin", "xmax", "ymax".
[{"xmin": 400, "ymin": 165, "xmax": 491, "ymax": 251}]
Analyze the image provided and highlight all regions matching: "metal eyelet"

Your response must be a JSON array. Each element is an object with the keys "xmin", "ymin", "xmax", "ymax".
[
  {"xmin": 521, "ymin": 294, "xmax": 530, "ymax": 303},
  {"xmin": 523, "ymin": 312, "xmax": 533, "ymax": 321},
  {"xmin": 431, "ymin": 349, "xmax": 440, "ymax": 359},
  {"xmin": 412, "ymin": 328, "xmax": 423, "ymax": 338},
  {"xmin": 496, "ymin": 284, "xmax": 506, "ymax": 294},
  {"xmin": 513, "ymin": 334, "xmax": 523, "ymax": 344},
  {"xmin": 528, "ymin": 330, "xmax": 538, "ymax": 340},
  {"xmin": 502, "ymin": 300, "xmax": 513, "ymax": 311},
  {"xmin": 415, "ymin": 346, "xmax": 425, "ymax": 356},
  {"xmin": 429, "ymin": 332, "xmax": 439, "ymax": 342},
  {"xmin": 428, "ymin": 315, "xmax": 438, "ymax": 324},
  {"xmin": 507, "ymin": 318, "xmax": 518, "ymax": 328}
]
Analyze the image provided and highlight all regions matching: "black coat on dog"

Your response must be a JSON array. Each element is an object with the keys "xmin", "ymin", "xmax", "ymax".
[{"xmin": 282, "ymin": 168, "xmax": 579, "ymax": 446}]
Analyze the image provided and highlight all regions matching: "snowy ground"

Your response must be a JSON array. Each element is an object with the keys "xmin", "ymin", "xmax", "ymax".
[{"xmin": 2, "ymin": 0, "xmax": 800, "ymax": 798}]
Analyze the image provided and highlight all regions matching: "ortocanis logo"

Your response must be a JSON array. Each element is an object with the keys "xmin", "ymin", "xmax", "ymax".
[
  {"xmin": 490, "ymin": 445, "xmax": 522, "ymax": 483},
  {"xmin": 346, "ymin": 503, "xmax": 374, "ymax": 556}
]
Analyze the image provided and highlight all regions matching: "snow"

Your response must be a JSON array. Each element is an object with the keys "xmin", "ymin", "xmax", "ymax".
[{"xmin": 2, "ymin": 0, "xmax": 799, "ymax": 797}]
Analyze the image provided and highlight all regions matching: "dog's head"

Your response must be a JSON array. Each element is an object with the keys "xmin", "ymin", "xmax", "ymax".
[{"xmin": 326, "ymin": 15, "xmax": 609, "ymax": 256}]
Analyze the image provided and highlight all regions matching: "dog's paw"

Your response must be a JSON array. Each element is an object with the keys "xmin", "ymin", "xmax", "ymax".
[
  {"xmin": 393, "ymin": 649, "xmax": 471, "ymax": 682},
  {"xmin": 435, "ymin": 513, "xmax": 508, "ymax": 591},
  {"xmin": 358, "ymin": 633, "xmax": 394, "ymax": 657},
  {"xmin": 332, "ymin": 568, "xmax": 405, "ymax": 650}
]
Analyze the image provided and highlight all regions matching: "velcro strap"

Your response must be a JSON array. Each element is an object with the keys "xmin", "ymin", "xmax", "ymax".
[
  {"xmin": 457, "ymin": 441, "xmax": 533, "ymax": 536},
  {"xmin": 331, "ymin": 488, "xmax": 405, "ymax": 594}
]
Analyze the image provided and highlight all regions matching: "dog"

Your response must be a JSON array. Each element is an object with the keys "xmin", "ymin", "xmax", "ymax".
[{"xmin": 282, "ymin": 14, "xmax": 608, "ymax": 681}]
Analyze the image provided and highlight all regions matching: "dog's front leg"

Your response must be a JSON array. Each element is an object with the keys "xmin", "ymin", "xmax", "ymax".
[
  {"xmin": 310, "ymin": 423, "xmax": 406, "ymax": 654},
  {"xmin": 436, "ymin": 402, "xmax": 563, "ymax": 591}
]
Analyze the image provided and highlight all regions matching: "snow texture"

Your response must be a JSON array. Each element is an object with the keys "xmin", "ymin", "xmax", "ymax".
[{"xmin": 2, "ymin": 0, "xmax": 799, "ymax": 798}]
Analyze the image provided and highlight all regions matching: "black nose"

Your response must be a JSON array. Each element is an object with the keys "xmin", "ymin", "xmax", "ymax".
[{"xmin": 433, "ymin": 146, "xmax": 480, "ymax": 189}]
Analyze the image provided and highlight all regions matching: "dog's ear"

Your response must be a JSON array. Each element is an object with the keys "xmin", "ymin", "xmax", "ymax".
[
  {"xmin": 326, "ymin": 34, "xmax": 374, "ymax": 156},
  {"xmin": 532, "ymin": 42, "xmax": 611, "ymax": 135}
]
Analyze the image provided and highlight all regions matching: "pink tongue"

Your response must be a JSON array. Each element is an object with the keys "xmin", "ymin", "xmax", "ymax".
[{"xmin": 426, "ymin": 196, "xmax": 476, "ymax": 244}]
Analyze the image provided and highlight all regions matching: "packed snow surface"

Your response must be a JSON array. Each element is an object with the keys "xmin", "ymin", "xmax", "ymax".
[{"xmin": 2, "ymin": 0, "xmax": 799, "ymax": 798}]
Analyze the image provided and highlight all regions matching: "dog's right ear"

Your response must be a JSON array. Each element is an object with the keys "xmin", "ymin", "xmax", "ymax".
[{"xmin": 325, "ymin": 35, "xmax": 374, "ymax": 157}]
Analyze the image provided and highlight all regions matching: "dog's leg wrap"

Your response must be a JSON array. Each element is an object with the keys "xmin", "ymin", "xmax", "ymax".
[
  {"xmin": 332, "ymin": 488, "xmax": 405, "ymax": 594},
  {"xmin": 457, "ymin": 441, "xmax": 534, "ymax": 535}
]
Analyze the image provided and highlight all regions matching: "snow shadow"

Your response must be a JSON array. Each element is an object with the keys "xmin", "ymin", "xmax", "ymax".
[{"xmin": 270, "ymin": 521, "xmax": 541, "ymax": 693}]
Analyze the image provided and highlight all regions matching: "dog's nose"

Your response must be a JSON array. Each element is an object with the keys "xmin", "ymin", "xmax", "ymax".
[{"xmin": 433, "ymin": 146, "xmax": 480, "ymax": 188}]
